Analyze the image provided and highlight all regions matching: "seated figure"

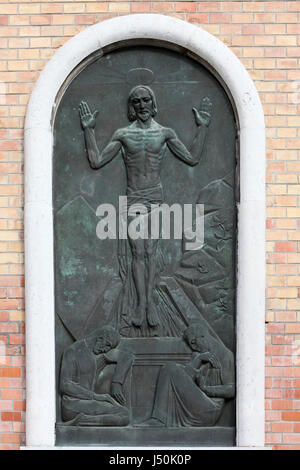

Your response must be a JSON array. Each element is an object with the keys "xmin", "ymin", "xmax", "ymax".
[
  {"xmin": 59, "ymin": 325, "xmax": 134, "ymax": 426},
  {"xmin": 140, "ymin": 324, "xmax": 235, "ymax": 427}
]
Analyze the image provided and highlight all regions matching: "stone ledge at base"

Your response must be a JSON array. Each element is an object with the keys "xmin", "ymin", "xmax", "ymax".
[
  {"xmin": 55, "ymin": 426, "xmax": 235, "ymax": 447},
  {"xmin": 21, "ymin": 446, "xmax": 271, "ymax": 450}
]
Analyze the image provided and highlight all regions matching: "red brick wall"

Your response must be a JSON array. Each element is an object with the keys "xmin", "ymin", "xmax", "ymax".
[{"xmin": 0, "ymin": 0, "xmax": 300, "ymax": 449}]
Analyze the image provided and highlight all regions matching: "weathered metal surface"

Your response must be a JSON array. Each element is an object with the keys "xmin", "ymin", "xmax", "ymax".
[{"xmin": 54, "ymin": 44, "xmax": 237, "ymax": 446}]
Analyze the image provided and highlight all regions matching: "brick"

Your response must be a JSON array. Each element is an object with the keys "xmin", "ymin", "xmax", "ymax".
[
  {"xmin": 266, "ymin": 2, "xmax": 287, "ymax": 11},
  {"xmin": 275, "ymin": 242, "xmax": 297, "ymax": 252},
  {"xmin": 41, "ymin": 4, "xmax": 63, "ymax": 14},
  {"xmin": 1, "ymin": 390, "xmax": 21, "ymax": 400},
  {"xmin": 197, "ymin": 3, "xmax": 219, "ymax": 12},
  {"xmin": 86, "ymin": 4, "xmax": 108, "ymax": 13},
  {"xmin": 288, "ymin": 231, "xmax": 300, "ymax": 240},
  {"xmin": 13, "ymin": 401, "xmax": 25, "ymax": 411},
  {"xmin": 19, "ymin": 26, "xmax": 40, "ymax": 37},
  {"xmin": 277, "ymin": 13, "xmax": 298, "ymax": 23},
  {"xmin": 1, "ymin": 412, "xmax": 21, "ymax": 422},
  {"xmin": 0, "ymin": 399, "xmax": 13, "ymax": 411},
  {"xmin": 176, "ymin": 3, "xmax": 196, "ymax": 13},
  {"xmin": 276, "ymin": 263, "xmax": 297, "ymax": 274},
  {"xmin": 30, "ymin": 15, "xmax": 52, "ymax": 26},
  {"xmin": 254, "ymin": 58, "xmax": 276, "ymax": 69},
  {"xmin": 287, "ymin": 24, "xmax": 300, "ymax": 34},
  {"xmin": 267, "ymin": 252, "xmax": 286, "ymax": 263},
  {"xmin": 266, "ymin": 323, "xmax": 285, "ymax": 334},
  {"xmin": 272, "ymin": 400, "xmax": 293, "ymax": 410},
  {"xmin": 273, "ymin": 378, "xmax": 294, "ymax": 388},
  {"xmin": 284, "ymin": 368, "xmax": 300, "ymax": 378},
  {"xmin": 288, "ymin": 1, "xmax": 300, "ymax": 11},
  {"xmin": 272, "ymin": 422, "xmax": 293, "ymax": 433},
  {"xmin": 219, "ymin": 2, "xmax": 240, "ymax": 11},
  {"xmin": 232, "ymin": 36, "xmax": 253, "ymax": 46},
  {"xmin": 287, "ymin": 299, "xmax": 300, "ymax": 310},
  {"xmin": 276, "ymin": 288, "xmax": 298, "ymax": 298},
  {"xmin": 108, "ymin": 2, "xmax": 130, "ymax": 12},
  {"xmin": 0, "ymin": 5, "xmax": 17, "ymax": 15},
  {"xmin": 265, "ymin": 24, "xmax": 286, "ymax": 35},
  {"xmin": 64, "ymin": 4, "xmax": 85, "ymax": 14},
  {"xmin": 0, "ymin": 367, "xmax": 21, "ymax": 378},
  {"xmin": 266, "ymin": 208, "xmax": 286, "ymax": 218},
  {"xmin": 0, "ymin": 422, "xmax": 11, "ymax": 433},
  {"xmin": 210, "ymin": 13, "xmax": 231, "ymax": 23},
  {"xmin": 287, "ymin": 209, "xmax": 300, "ymax": 219},
  {"xmin": 75, "ymin": 15, "xmax": 97, "ymax": 25},
  {"xmin": 131, "ymin": 2, "xmax": 151, "ymax": 13},
  {"xmin": 278, "ymin": 58, "xmax": 298, "ymax": 69},
  {"xmin": 243, "ymin": 2, "xmax": 264, "ymax": 12},
  {"xmin": 18, "ymin": 4, "xmax": 40, "ymax": 14},
  {"xmin": 1, "ymin": 433, "xmax": 21, "ymax": 444},
  {"xmin": 266, "ymin": 410, "xmax": 281, "ymax": 421},
  {"xmin": 275, "ymin": 311, "xmax": 297, "ymax": 322},
  {"xmin": 0, "ymin": 323, "xmax": 18, "ymax": 333},
  {"xmin": 186, "ymin": 14, "xmax": 209, "ymax": 24},
  {"xmin": 242, "ymin": 24, "xmax": 263, "ymax": 34},
  {"xmin": 265, "ymin": 70, "xmax": 287, "ymax": 81},
  {"xmin": 285, "ymin": 324, "xmax": 300, "ymax": 334},
  {"xmin": 41, "ymin": 26, "xmax": 63, "ymax": 36},
  {"xmin": 272, "ymin": 335, "xmax": 293, "ymax": 345},
  {"xmin": 276, "ymin": 36, "xmax": 297, "ymax": 46},
  {"xmin": 272, "ymin": 356, "xmax": 293, "ymax": 366},
  {"xmin": 283, "ymin": 433, "xmax": 300, "ymax": 444},
  {"xmin": 254, "ymin": 13, "xmax": 275, "ymax": 23},
  {"xmin": 267, "ymin": 275, "xmax": 286, "ymax": 287},
  {"xmin": 9, "ymin": 15, "xmax": 28, "ymax": 26},
  {"xmin": 9, "ymin": 335, "xmax": 25, "ymax": 345},
  {"xmin": 283, "ymin": 390, "xmax": 300, "ymax": 399},
  {"xmin": 232, "ymin": 13, "xmax": 253, "ymax": 23}
]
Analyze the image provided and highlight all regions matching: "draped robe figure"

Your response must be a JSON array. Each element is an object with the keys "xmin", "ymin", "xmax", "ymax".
[{"xmin": 141, "ymin": 324, "xmax": 235, "ymax": 427}]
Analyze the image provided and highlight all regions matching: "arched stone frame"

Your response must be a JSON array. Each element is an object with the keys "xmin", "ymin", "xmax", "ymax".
[{"xmin": 24, "ymin": 14, "xmax": 265, "ymax": 449}]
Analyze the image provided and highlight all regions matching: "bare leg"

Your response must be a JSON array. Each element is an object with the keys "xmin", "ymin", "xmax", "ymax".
[
  {"xmin": 145, "ymin": 238, "xmax": 159, "ymax": 327},
  {"xmin": 129, "ymin": 237, "xmax": 146, "ymax": 327}
]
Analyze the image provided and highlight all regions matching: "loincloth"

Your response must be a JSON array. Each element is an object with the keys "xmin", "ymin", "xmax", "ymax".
[{"xmin": 126, "ymin": 184, "xmax": 163, "ymax": 214}]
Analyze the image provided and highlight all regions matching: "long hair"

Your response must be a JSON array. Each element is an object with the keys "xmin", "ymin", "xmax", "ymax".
[{"xmin": 127, "ymin": 85, "xmax": 158, "ymax": 122}]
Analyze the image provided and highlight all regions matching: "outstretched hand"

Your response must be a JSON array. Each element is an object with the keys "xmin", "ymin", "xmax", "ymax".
[
  {"xmin": 192, "ymin": 97, "xmax": 212, "ymax": 127},
  {"xmin": 79, "ymin": 101, "xmax": 99, "ymax": 129}
]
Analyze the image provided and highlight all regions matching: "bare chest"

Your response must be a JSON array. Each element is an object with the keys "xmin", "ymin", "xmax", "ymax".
[{"xmin": 121, "ymin": 128, "xmax": 167, "ymax": 156}]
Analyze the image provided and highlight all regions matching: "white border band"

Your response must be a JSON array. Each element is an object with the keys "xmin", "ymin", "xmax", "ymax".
[{"xmin": 24, "ymin": 14, "xmax": 265, "ymax": 448}]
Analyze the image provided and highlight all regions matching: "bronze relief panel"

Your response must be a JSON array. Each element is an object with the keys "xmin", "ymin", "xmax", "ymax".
[{"xmin": 53, "ymin": 44, "xmax": 237, "ymax": 447}]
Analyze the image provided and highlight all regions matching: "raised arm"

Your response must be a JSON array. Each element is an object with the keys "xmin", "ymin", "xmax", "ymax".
[
  {"xmin": 79, "ymin": 101, "xmax": 122, "ymax": 170},
  {"xmin": 166, "ymin": 97, "xmax": 212, "ymax": 166}
]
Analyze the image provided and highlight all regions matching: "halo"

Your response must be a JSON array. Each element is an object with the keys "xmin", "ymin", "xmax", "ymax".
[{"xmin": 126, "ymin": 68, "xmax": 154, "ymax": 86}]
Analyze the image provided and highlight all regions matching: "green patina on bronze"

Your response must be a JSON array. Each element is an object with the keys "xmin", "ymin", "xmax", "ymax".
[{"xmin": 53, "ymin": 44, "xmax": 237, "ymax": 446}]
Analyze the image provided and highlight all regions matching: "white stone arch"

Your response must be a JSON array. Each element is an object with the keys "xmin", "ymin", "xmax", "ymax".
[{"xmin": 24, "ymin": 14, "xmax": 265, "ymax": 449}]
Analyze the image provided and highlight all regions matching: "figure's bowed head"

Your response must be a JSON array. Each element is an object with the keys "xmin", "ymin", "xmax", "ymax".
[
  {"xmin": 183, "ymin": 324, "xmax": 211, "ymax": 353},
  {"xmin": 91, "ymin": 325, "xmax": 120, "ymax": 355}
]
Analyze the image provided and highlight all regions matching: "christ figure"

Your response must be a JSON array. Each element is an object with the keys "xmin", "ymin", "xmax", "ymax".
[{"xmin": 79, "ymin": 85, "xmax": 211, "ymax": 329}]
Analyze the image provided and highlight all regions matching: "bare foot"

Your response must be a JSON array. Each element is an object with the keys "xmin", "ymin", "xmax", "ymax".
[
  {"xmin": 132, "ymin": 303, "xmax": 145, "ymax": 327},
  {"xmin": 147, "ymin": 300, "xmax": 159, "ymax": 327}
]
